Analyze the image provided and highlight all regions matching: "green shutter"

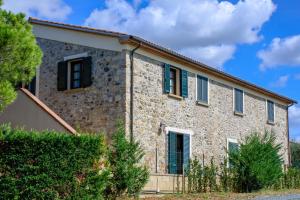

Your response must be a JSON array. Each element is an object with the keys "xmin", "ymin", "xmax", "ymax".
[
  {"xmin": 234, "ymin": 89, "xmax": 243, "ymax": 113},
  {"xmin": 82, "ymin": 56, "xmax": 92, "ymax": 87},
  {"xmin": 57, "ymin": 61, "xmax": 68, "ymax": 91},
  {"xmin": 197, "ymin": 75, "xmax": 208, "ymax": 103},
  {"xmin": 164, "ymin": 64, "xmax": 170, "ymax": 93},
  {"xmin": 183, "ymin": 134, "xmax": 190, "ymax": 171},
  {"xmin": 181, "ymin": 70, "xmax": 188, "ymax": 98},
  {"xmin": 168, "ymin": 132, "xmax": 177, "ymax": 174}
]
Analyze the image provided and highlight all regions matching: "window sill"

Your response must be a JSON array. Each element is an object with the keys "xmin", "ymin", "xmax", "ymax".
[
  {"xmin": 267, "ymin": 120, "xmax": 275, "ymax": 125},
  {"xmin": 168, "ymin": 94, "xmax": 183, "ymax": 100},
  {"xmin": 234, "ymin": 111, "xmax": 245, "ymax": 117},
  {"xmin": 196, "ymin": 101, "xmax": 209, "ymax": 107},
  {"xmin": 63, "ymin": 87, "xmax": 88, "ymax": 94}
]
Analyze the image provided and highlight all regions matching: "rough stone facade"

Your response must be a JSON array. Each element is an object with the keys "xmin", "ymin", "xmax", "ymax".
[
  {"xmin": 36, "ymin": 37, "xmax": 289, "ymax": 176},
  {"xmin": 128, "ymin": 53, "xmax": 289, "ymax": 174},
  {"xmin": 37, "ymin": 38, "xmax": 126, "ymax": 136}
]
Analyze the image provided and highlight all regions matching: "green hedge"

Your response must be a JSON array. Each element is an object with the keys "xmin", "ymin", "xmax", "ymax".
[{"xmin": 0, "ymin": 125, "xmax": 109, "ymax": 200}]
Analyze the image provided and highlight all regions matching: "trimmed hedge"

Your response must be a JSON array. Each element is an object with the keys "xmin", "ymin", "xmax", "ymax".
[{"xmin": 0, "ymin": 125, "xmax": 109, "ymax": 200}]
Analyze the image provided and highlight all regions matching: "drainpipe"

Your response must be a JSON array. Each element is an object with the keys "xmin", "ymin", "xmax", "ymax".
[
  {"xmin": 287, "ymin": 103, "xmax": 294, "ymax": 167},
  {"xmin": 129, "ymin": 42, "xmax": 141, "ymax": 142}
]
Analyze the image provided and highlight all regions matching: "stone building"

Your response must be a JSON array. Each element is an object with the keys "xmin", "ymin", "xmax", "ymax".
[{"xmin": 29, "ymin": 18, "xmax": 296, "ymax": 191}]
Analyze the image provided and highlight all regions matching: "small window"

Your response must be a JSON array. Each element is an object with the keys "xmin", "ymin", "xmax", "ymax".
[
  {"xmin": 227, "ymin": 138, "xmax": 239, "ymax": 168},
  {"xmin": 164, "ymin": 64, "xmax": 188, "ymax": 98},
  {"xmin": 169, "ymin": 68, "xmax": 177, "ymax": 95},
  {"xmin": 57, "ymin": 56, "xmax": 92, "ymax": 91},
  {"xmin": 267, "ymin": 100, "xmax": 275, "ymax": 123},
  {"xmin": 197, "ymin": 75, "xmax": 208, "ymax": 103},
  {"xmin": 234, "ymin": 88, "xmax": 244, "ymax": 114},
  {"xmin": 70, "ymin": 60, "xmax": 83, "ymax": 89}
]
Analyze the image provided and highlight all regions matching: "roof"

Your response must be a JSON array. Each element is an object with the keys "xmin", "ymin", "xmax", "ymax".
[
  {"xmin": 29, "ymin": 17, "xmax": 297, "ymax": 105},
  {"xmin": 20, "ymin": 88, "xmax": 77, "ymax": 134}
]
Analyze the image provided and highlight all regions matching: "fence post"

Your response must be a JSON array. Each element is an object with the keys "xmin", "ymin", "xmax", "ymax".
[{"xmin": 182, "ymin": 164, "xmax": 185, "ymax": 194}]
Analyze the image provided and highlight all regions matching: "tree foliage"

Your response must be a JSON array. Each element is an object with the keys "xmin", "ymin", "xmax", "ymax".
[
  {"xmin": 229, "ymin": 131, "xmax": 283, "ymax": 192},
  {"xmin": 105, "ymin": 123, "xmax": 149, "ymax": 199},
  {"xmin": 291, "ymin": 142, "xmax": 300, "ymax": 168},
  {"xmin": 0, "ymin": 2, "xmax": 42, "ymax": 111}
]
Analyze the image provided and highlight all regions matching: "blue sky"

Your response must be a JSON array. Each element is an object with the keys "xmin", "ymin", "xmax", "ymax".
[{"xmin": 3, "ymin": 0, "xmax": 300, "ymax": 140}]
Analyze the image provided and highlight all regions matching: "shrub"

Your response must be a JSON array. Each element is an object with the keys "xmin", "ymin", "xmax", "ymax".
[
  {"xmin": 0, "ymin": 125, "xmax": 109, "ymax": 200},
  {"xmin": 229, "ymin": 131, "xmax": 283, "ymax": 192},
  {"xmin": 291, "ymin": 142, "xmax": 300, "ymax": 169},
  {"xmin": 105, "ymin": 124, "xmax": 149, "ymax": 199}
]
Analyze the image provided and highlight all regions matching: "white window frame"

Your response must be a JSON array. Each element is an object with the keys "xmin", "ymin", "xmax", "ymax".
[
  {"xmin": 63, "ymin": 53, "xmax": 88, "ymax": 90},
  {"xmin": 266, "ymin": 99, "xmax": 276, "ymax": 124},
  {"xmin": 165, "ymin": 127, "xmax": 193, "ymax": 159},
  {"xmin": 233, "ymin": 88, "xmax": 245, "ymax": 114},
  {"xmin": 195, "ymin": 73, "xmax": 210, "ymax": 106},
  {"xmin": 227, "ymin": 138, "xmax": 239, "ymax": 168}
]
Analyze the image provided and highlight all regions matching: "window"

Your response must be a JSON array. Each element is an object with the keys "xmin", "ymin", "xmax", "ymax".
[
  {"xmin": 197, "ymin": 75, "xmax": 208, "ymax": 104},
  {"xmin": 169, "ymin": 68, "xmax": 177, "ymax": 95},
  {"xmin": 57, "ymin": 56, "xmax": 92, "ymax": 91},
  {"xmin": 267, "ymin": 100, "xmax": 275, "ymax": 123},
  {"xmin": 234, "ymin": 88, "xmax": 244, "ymax": 114},
  {"xmin": 227, "ymin": 138, "xmax": 239, "ymax": 168},
  {"xmin": 164, "ymin": 64, "xmax": 188, "ymax": 98},
  {"xmin": 168, "ymin": 131, "xmax": 190, "ymax": 174},
  {"xmin": 70, "ymin": 61, "xmax": 83, "ymax": 89}
]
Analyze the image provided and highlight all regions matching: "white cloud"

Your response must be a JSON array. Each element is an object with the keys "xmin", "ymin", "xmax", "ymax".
[
  {"xmin": 270, "ymin": 75, "xmax": 289, "ymax": 88},
  {"xmin": 289, "ymin": 105, "xmax": 300, "ymax": 141},
  {"xmin": 2, "ymin": 0, "xmax": 72, "ymax": 21},
  {"xmin": 85, "ymin": 0, "xmax": 276, "ymax": 69},
  {"xmin": 258, "ymin": 35, "xmax": 300, "ymax": 70}
]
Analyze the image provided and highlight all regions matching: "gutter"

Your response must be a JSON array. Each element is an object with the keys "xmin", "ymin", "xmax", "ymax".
[{"xmin": 129, "ymin": 40, "xmax": 141, "ymax": 142}]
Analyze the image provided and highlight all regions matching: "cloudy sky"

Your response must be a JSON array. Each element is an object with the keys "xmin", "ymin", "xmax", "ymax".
[{"xmin": 3, "ymin": 0, "xmax": 300, "ymax": 141}]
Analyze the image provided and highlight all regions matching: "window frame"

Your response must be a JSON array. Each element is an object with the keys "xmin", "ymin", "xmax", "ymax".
[
  {"xmin": 227, "ymin": 138, "xmax": 239, "ymax": 168},
  {"xmin": 266, "ymin": 100, "xmax": 275, "ymax": 124},
  {"xmin": 70, "ymin": 60, "xmax": 83, "ymax": 89},
  {"xmin": 233, "ymin": 88, "xmax": 245, "ymax": 115},
  {"xmin": 169, "ymin": 67, "xmax": 181, "ymax": 97},
  {"xmin": 196, "ymin": 74, "xmax": 209, "ymax": 106}
]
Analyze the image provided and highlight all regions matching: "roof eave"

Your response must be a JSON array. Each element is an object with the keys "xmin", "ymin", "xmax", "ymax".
[{"xmin": 123, "ymin": 37, "xmax": 297, "ymax": 105}]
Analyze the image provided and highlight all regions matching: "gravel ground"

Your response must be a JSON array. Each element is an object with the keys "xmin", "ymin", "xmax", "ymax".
[{"xmin": 254, "ymin": 194, "xmax": 300, "ymax": 200}]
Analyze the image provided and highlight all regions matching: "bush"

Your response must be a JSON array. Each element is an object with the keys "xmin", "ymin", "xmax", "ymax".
[
  {"xmin": 291, "ymin": 142, "xmax": 300, "ymax": 169},
  {"xmin": 105, "ymin": 124, "xmax": 149, "ymax": 199},
  {"xmin": 229, "ymin": 131, "xmax": 283, "ymax": 192},
  {"xmin": 0, "ymin": 125, "xmax": 109, "ymax": 200}
]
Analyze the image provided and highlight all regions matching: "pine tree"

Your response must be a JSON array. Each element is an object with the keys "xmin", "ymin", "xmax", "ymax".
[{"xmin": 0, "ymin": 1, "xmax": 42, "ymax": 110}]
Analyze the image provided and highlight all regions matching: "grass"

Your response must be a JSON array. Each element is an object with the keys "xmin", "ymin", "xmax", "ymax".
[{"xmin": 139, "ymin": 189, "xmax": 300, "ymax": 200}]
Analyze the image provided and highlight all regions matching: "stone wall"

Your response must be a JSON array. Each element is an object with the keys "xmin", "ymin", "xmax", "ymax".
[
  {"xmin": 129, "ymin": 52, "xmax": 289, "ymax": 174},
  {"xmin": 37, "ymin": 38, "xmax": 126, "ymax": 135}
]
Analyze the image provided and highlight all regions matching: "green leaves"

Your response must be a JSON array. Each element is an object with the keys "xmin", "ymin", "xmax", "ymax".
[
  {"xmin": 229, "ymin": 131, "xmax": 283, "ymax": 192},
  {"xmin": 0, "ymin": 4, "xmax": 42, "ymax": 111},
  {"xmin": 106, "ymin": 123, "xmax": 149, "ymax": 199},
  {"xmin": 0, "ymin": 126, "xmax": 108, "ymax": 200}
]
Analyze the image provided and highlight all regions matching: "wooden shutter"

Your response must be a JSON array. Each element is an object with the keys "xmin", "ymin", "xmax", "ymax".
[
  {"xmin": 164, "ymin": 64, "xmax": 170, "ymax": 93},
  {"xmin": 267, "ymin": 101, "xmax": 274, "ymax": 122},
  {"xmin": 197, "ymin": 75, "xmax": 208, "ymax": 103},
  {"xmin": 57, "ymin": 61, "xmax": 68, "ymax": 91},
  {"xmin": 181, "ymin": 69, "xmax": 188, "ymax": 98},
  {"xmin": 235, "ymin": 89, "xmax": 243, "ymax": 113},
  {"xmin": 183, "ymin": 134, "xmax": 190, "ymax": 171},
  {"xmin": 81, "ymin": 56, "xmax": 92, "ymax": 88},
  {"xmin": 168, "ymin": 132, "xmax": 177, "ymax": 174}
]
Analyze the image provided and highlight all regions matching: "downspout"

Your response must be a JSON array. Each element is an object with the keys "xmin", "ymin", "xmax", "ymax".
[
  {"xmin": 287, "ymin": 103, "xmax": 294, "ymax": 167},
  {"xmin": 129, "ymin": 42, "xmax": 141, "ymax": 142}
]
